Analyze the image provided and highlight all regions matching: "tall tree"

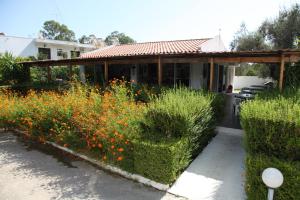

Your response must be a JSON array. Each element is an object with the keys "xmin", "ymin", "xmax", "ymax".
[
  {"xmin": 78, "ymin": 34, "xmax": 97, "ymax": 44},
  {"xmin": 105, "ymin": 31, "xmax": 135, "ymax": 45},
  {"xmin": 40, "ymin": 20, "xmax": 76, "ymax": 42},
  {"xmin": 231, "ymin": 4, "xmax": 300, "ymax": 87},
  {"xmin": 230, "ymin": 23, "xmax": 269, "ymax": 51},
  {"xmin": 259, "ymin": 4, "xmax": 300, "ymax": 49}
]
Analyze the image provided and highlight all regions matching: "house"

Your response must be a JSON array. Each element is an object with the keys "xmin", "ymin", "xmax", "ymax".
[
  {"xmin": 79, "ymin": 36, "xmax": 235, "ymax": 92},
  {"xmin": 20, "ymin": 36, "xmax": 299, "ymax": 92},
  {"xmin": 0, "ymin": 34, "xmax": 97, "ymax": 60}
]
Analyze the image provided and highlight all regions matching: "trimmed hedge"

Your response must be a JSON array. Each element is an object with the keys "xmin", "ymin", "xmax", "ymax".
[
  {"xmin": 241, "ymin": 90, "xmax": 300, "ymax": 200},
  {"xmin": 241, "ymin": 98, "xmax": 300, "ymax": 160},
  {"xmin": 133, "ymin": 88, "xmax": 221, "ymax": 183},
  {"xmin": 246, "ymin": 154, "xmax": 300, "ymax": 200},
  {"xmin": 133, "ymin": 138, "xmax": 189, "ymax": 184}
]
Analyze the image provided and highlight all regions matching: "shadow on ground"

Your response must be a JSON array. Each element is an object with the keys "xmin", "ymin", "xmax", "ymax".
[{"xmin": 0, "ymin": 132, "xmax": 182, "ymax": 200}]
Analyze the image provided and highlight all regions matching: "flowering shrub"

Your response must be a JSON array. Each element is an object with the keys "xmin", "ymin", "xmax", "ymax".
[
  {"xmin": 0, "ymin": 80, "xmax": 144, "ymax": 170},
  {"xmin": 0, "ymin": 81, "xmax": 221, "ymax": 183}
]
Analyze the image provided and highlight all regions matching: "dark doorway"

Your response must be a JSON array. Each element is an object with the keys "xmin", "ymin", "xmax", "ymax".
[
  {"xmin": 138, "ymin": 64, "xmax": 158, "ymax": 85},
  {"xmin": 108, "ymin": 64, "xmax": 131, "ymax": 81}
]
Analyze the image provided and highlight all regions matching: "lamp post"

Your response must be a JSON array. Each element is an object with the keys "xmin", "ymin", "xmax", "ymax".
[{"xmin": 262, "ymin": 168, "xmax": 284, "ymax": 200}]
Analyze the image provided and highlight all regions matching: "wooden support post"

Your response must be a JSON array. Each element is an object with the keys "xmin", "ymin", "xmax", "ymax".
[
  {"xmin": 279, "ymin": 54, "xmax": 285, "ymax": 92},
  {"xmin": 47, "ymin": 66, "xmax": 51, "ymax": 82},
  {"xmin": 209, "ymin": 58, "xmax": 214, "ymax": 91},
  {"xmin": 69, "ymin": 65, "xmax": 73, "ymax": 80},
  {"xmin": 158, "ymin": 56, "xmax": 162, "ymax": 86},
  {"xmin": 104, "ymin": 61, "xmax": 108, "ymax": 83}
]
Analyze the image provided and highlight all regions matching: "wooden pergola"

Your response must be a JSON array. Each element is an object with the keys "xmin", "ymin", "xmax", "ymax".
[{"xmin": 20, "ymin": 49, "xmax": 300, "ymax": 92}]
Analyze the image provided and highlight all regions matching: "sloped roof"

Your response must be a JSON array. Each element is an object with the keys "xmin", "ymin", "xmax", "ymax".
[{"xmin": 81, "ymin": 38, "xmax": 211, "ymax": 58}]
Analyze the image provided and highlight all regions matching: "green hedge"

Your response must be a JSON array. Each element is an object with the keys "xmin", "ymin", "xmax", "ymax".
[
  {"xmin": 241, "ymin": 90, "xmax": 300, "ymax": 199},
  {"xmin": 246, "ymin": 154, "xmax": 300, "ymax": 200},
  {"xmin": 241, "ymin": 98, "xmax": 300, "ymax": 160},
  {"xmin": 133, "ymin": 138, "xmax": 189, "ymax": 184},
  {"xmin": 133, "ymin": 88, "xmax": 220, "ymax": 183}
]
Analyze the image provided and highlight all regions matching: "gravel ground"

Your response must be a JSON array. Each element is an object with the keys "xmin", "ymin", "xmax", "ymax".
[{"xmin": 0, "ymin": 132, "xmax": 184, "ymax": 200}]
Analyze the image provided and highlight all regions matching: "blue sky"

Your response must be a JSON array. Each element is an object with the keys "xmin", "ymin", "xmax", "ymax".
[{"xmin": 0, "ymin": 0, "xmax": 298, "ymax": 48}]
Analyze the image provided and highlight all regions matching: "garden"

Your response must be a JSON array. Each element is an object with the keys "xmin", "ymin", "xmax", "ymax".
[
  {"xmin": 240, "ymin": 88, "xmax": 300, "ymax": 200},
  {"xmin": 0, "ymin": 78, "xmax": 223, "ymax": 184}
]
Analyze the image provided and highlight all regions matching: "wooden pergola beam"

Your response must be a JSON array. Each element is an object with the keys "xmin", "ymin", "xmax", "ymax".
[
  {"xmin": 19, "ymin": 51, "xmax": 300, "ymax": 68},
  {"xmin": 279, "ymin": 54, "xmax": 285, "ymax": 92},
  {"xmin": 209, "ymin": 58, "xmax": 214, "ymax": 91}
]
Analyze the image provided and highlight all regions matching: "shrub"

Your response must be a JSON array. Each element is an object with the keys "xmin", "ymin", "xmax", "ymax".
[
  {"xmin": 133, "ymin": 88, "xmax": 220, "ymax": 183},
  {"xmin": 0, "ymin": 53, "xmax": 31, "ymax": 84},
  {"xmin": 241, "ymin": 89, "xmax": 300, "ymax": 199},
  {"xmin": 0, "ymin": 81, "xmax": 144, "ymax": 171},
  {"xmin": 246, "ymin": 154, "xmax": 300, "ymax": 200},
  {"xmin": 0, "ymin": 83, "xmax": 220, "ymax": 184},
  {"xmin": 133, "ymin": 138, "xmax": 189, "ymax": 184},
  {"xmin": 241, "ymin": 98, "xmax": 300, "ymax": 160}
]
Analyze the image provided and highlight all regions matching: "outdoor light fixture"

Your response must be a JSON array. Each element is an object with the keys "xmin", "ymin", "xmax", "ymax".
[{"xmin": 262, "ymin": 168, "xmax": 284, "ymax": 200}]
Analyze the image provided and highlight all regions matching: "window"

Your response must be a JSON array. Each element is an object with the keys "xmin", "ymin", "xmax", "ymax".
[
  {"xmin": 71, "ymin": 51, "xmax": 80, "ymax": 58},
  {"xmin": 38, "ymin": 48, "xmax": 51, "ymax": 60},
  {"xmin": 175, "ymin": 63, "xmax": 190, "ymax": 87},
  {"xmin": 137, "ymin": 64, "xmax": 158, "ymax": 85},
  {"xmin": 162, "ymin": 63, "xmax": 175, "ymax": 86},
  {"xmin": 57, "ymin": 49, "xmax": 68, "ymax": 58}
]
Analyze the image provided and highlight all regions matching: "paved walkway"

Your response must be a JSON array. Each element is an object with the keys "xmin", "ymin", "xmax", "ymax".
[
  {"xmin": 168, "ymin": 127, "xmax": 246, "ymax": 200},
  {"xmin": 0, "ymin": 132, "xmax": 184, "ymax": 200}
]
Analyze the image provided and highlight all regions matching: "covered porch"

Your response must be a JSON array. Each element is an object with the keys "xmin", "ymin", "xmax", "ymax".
[{"xmin": 20, "ymin": 49, "xmax": 300, "ymax": 92}]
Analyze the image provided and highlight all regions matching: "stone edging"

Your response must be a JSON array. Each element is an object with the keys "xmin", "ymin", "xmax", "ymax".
[{"xmin": 1, "ymin": 128, "xmax": 170, "ymax": 191}]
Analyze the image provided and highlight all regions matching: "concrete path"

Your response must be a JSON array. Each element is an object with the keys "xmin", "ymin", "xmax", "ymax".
[
  {"xmin": 168, "ymin": 127, "xmax": 246, "ymax": 200},
  {"xmin": 0, "ymin": 132, "xmax": 184, "ymax": 200}
]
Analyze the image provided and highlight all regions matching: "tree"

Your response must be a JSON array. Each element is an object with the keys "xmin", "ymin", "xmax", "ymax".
[
  {"xmin": 78, "ymin": 35, "xmax": 90, "ymax": 44},
  {"xmin": 0, "ymin": 53, "xmax": 31, "ymax": 84},
  {"xmin": 259, "ymin": 4, "xmax": 300, "ymax": 49},
  {"xmin": 105, "ymin": 31, "xmax": 135, "ymax": 45},
  {"xmin": 78, "ymin": 34, "xmax": 97, "ymax": 44},
  {"xmin": 40, "ymin": 20, "xmax": 76, "ymax": 41},
  {"xmin": 230, "ymin": 23, "xmax": 269, "ymax": 51}
]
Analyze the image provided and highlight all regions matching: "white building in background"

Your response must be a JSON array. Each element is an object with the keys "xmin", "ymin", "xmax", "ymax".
[{"xmin": 0, "ymin": 34, "xmax": 97, "ymax": 60}]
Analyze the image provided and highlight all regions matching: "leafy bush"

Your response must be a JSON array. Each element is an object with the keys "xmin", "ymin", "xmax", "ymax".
[
  {"xmin": 0, "ymin": 53, "xmax": 31, "ymax": 85},
  {"xmin": 246, "ymin": 154, "xmax": 300, "ymax": 200},
  {"xmin": 241, "ymin": 98, "xmax": 300, "ymax": 160},
  {"xmin": 134, "ymin": 88, "xmax": 220, "ymax": 183},
  {"xmin": 0, "ymin": 82, "xmax": 220, "ymax": 184},
  {"xmin": 133, "ymin": 138, "xmax": 189, "ymax": 184},
  {"xmin": 241, "ymin": 90, "xmax": 300, "ymax": 199},
  {"xmin": 0, "ymin": 81, "xmax": 144, "ymax": 171}
]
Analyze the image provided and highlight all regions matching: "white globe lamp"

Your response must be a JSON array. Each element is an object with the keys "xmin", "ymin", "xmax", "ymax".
[{"xmin": 262, "ymin": 168, "xmax": 284, "ymax": 200}]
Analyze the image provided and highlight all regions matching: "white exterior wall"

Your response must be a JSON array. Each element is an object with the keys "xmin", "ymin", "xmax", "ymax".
[
  {"xmin": 0, "ymin": 35, "xmax": 96, "ymax": 59},
  {"xmin": 0, "ymin": 36, "xmax": 37, "ymax": 57},
  {"xmin": 190, "ymin": 63, "xmax": 204, "ymax": 89},
  {"xmin": 233, "ymin": 76, "xmax": 273, "ymax": 89},
  {"xmin": 200, "ymin": 35, "xmax": 227, "ymax": 52}
]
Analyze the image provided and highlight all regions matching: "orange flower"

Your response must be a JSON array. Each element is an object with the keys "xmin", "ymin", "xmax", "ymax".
[
  {"xmin": 111, "ymin": 145, "xmax": 115, "ymax": 149},
  {"xmin": 98, "ymin": 143, "xmax": 103, "ymax": 148},
  {"xmin": 110, "ymin": 138, "xmax": 115, "ymax": 143},
  {"xmin": 63, "ymin": 144, "xmax": 68, "ymax": 147},
  {"xmin": 103, "ymin": 156, "xmax": 107, "ymax": 160},
  {"xmin": 117, "ymin": 156, "xmax": 123, "ymax": 161},
  {"xmin": 117, "ymin": 148, "xmax": 124, "ymax": 152}
]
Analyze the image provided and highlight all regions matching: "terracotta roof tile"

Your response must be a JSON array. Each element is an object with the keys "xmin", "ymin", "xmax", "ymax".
[{"xmin": 81, "ymin": 38, "xmax": 211, "ymax": 58}]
